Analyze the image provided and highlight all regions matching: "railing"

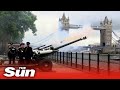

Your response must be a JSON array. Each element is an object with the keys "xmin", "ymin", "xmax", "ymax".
[{"xmin": 47, "ymin": 52, "xmax": 120, "ymax": 74}]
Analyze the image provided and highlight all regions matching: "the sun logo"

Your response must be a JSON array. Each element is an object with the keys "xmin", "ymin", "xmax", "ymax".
[{"xmin": 3, "ymin": 67, "xmax": 35, "ymax": 77}]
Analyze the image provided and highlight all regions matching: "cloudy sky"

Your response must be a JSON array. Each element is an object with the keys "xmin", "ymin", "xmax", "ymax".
[{"xmin": 23, "ymin": 11, "xmax": 120, "ymax": 48}]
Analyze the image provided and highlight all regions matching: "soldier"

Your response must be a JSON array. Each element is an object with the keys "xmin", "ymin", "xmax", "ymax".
[
  {"xmin": 8, "ymin": 43, "xmax": 17, "ymax": 64},
  {"xmin": 18, "ymin": 43, "xmax": 25, "ymax": 64},
  {"xmin": 24, "ymin": 42, "xmax": 33, "ymax": 64}
]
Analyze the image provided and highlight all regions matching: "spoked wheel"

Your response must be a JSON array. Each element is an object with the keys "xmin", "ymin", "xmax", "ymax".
[{"xmin": 38, "ymin": 60, "xmax": 53, "ymax": 72}]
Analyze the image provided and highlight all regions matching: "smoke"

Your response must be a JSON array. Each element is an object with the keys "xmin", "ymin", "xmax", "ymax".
[
  {"xmin": 61, "ymin": 25, "xmax": 99, "ymax": 45},
  {"xmin": 32, "ymin": 21, "xmax": 70, "ymax": 48},
  {"xmin": 58, "ymin": 25, "xmax": 100, "ymax": 52},
  {"xmin": 23, "ymin": 11, "xmax": 100, "ymax": 49}
]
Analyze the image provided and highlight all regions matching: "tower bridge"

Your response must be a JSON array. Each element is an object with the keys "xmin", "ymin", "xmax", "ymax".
[
  {"xmin": 59, "ymin": 13, "xmax": 82, "ymax": 30},
  {"xmin": 59, "ymin": 13, "xmax": 120, "ymax": 53},
  {"xmin": 92, "ymin": 16, "xmax": 112, "ymax": 47},
  {"xmin": 59, "ymin": 13, "xmax": 107, "ymax": 31},
  {"xmin": 91, "ymin": 26, "xmax": 106, "ymax": 30},
  {"xmin": 90, "ymin": 16, "xmax": 120, "ymax": 53},
  {"xmin": 0, "ymin": 13, "xmax": 120, "ymax": 78},
  {"xmin": 69, "ymin": 24, "xmax": 82, "ymax": 29}
]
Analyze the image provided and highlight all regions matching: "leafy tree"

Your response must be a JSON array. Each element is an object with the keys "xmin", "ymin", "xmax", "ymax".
[
  {"xmin": 0, "ymin": 11, "xmax": 37, "ymax": 43},
  {"xmin": 0, "ymin": 11, "xmax": 37, "ymax": 54}
]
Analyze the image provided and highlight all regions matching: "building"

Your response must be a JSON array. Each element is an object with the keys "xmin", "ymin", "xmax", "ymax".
[
  {"xmin": 90, "ymin": 16, "xmax": 118, "ymax": 54},
  {"xmin": 90, "ymin": 16, "xmax": 120, "ymax": 54},
  {"xmin": 59, "ymin": 13, "xmax": 70, "ymax": 30},
  {"xmin": 100, "ymin": 16, "xmax": 112, "ymax": 47},
  {"xmin": 59, "ymin": 13, "xmax": 82, "ymax": 31}
]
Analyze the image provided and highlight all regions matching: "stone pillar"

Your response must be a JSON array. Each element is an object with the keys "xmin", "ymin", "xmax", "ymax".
[{"xmin": 100, "ymin": 16, "xmax": 112, "ymax": 47}]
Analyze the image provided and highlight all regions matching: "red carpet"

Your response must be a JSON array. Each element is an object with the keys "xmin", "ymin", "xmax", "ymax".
[{"xmin": 0, "ymin": 63, "xmax": 120, "ymax": 79}]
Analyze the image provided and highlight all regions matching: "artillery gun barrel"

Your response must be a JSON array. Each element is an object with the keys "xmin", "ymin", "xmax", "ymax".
[
  {"xmin": 54, "ymin": 36, "xmax": 87, "ymax": 50},
  {"xmin": 33, "ymin": 36, "xmax": 87, "ymax": 55},
  {"xmin": 33, "ymin": 45, "xmax": 46, "ymax": 50},
  {"xmin": 38, "ymin": 45, "xmax": 46, "ymax": 49},
  {"xmin": 40, "ymin": 45, "xmax": 52, "ymax": 50},
  {"xmin": 39, "ymin": 45, "xmax": 46, "ymax": 48}
]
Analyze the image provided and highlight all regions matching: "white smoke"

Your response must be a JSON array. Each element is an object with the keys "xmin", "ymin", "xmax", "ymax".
[
  {"xmin": 23, "ymin": 11, "xmax": 100, "ymax": 51},
  {"xmin": 58, "ymin": 25, "xmax": 100, "ymax": 52},
  {"xmin": 55, "ymin": 22, "xmax": 69, "ymax": 44}
]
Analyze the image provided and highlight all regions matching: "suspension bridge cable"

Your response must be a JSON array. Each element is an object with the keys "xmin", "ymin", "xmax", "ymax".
[
  {"xmin": 31, "ymin": 31, "xmax": 57, "ymax": 44},
  {"xmin": 112, "ymin": 37, "xmax": 117, "ymax": 44},
  {"xmin": 40, "ymin": 37, "xmax": 54, "ymax": 45},
  {"xmin": 36, "ymin": 32, "xmax": 57, "ymax": 44},
  {"xmin": 112, "ymin": 37, "xmax": 119, "ymax": 46},
  {"xmin": 32, "ymin": 32, "xmax": 55, "ymax": 44},
  {"xmin": 112, "ymin": 31, "xmax": 120, "ymax": 39},
  {"xmin": 112, "ymin": 31, "xmax": 120, "ymax": 45}
]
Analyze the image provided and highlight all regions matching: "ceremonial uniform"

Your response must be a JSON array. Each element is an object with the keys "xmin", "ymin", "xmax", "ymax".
[
  {"xmin": 24, "ymin": 42, "xmax": 33, "ymax": 64},
  {"xmin": 18, "ymin": 47, "xmax": 25, "ymax": 64},
  {"xmin": 8, "ymin": 46, "xmax": 17, "ymax": 64}
]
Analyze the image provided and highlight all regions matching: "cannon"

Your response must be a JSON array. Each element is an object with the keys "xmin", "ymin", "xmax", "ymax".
[
  {"xmin": 40, "ymin": 45, "xmax": 53, "ymax": 50},
  {"xmin": 32, "ymin": 36, "xmax": 87, "ymax": 71},
  {"xmin": 0, "ymin": 36, "xmax": 87, "ymax": 72},
  {"xmin": 33, "ymin": 45, "xmax": 46, "ymax": 50}
]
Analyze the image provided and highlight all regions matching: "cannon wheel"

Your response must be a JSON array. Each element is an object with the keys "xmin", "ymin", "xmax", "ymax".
[{"xmin": 38, "ymin": 60, "xmax": 53, "ymax": 72}]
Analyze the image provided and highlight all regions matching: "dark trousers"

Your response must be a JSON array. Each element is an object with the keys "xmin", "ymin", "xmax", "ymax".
[
  {"xmin": 9, "ymin": 57, "xmax": 15, "ymax": 64},
  {"xmin": 25, "ymin": 57, "xmax": 31, "ymax": 64},
  {"xmin": 19, "ymin": 57, "xmax": 24, "ymax": 64}
]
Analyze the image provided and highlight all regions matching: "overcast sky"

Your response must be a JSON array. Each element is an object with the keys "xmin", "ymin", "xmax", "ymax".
[{"xmin": 23, "ymin": 11, "xmax": 120, "ymax": 47}]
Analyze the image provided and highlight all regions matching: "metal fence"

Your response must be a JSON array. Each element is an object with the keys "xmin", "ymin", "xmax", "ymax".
[{"xmin": 47, "ymin": 52, "xmax": 120, "ymax": 74}]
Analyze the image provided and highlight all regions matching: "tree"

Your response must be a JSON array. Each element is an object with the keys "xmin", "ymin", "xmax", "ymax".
[
  {"xmin": 0, "ymin": 11, "xmax": 37, "ymax": 54},
  {"xmin": 0, "ymin": 11, "xmax": 37, "ymax": 42}
]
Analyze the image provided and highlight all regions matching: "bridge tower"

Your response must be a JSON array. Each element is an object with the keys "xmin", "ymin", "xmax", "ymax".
[
  {"xmin": 59, "ymin": 13, "xmax": 82, "ymax": 30},
  {"xmin": 59, "ymin": 13, "xmax": 70, "ymax": 30},
  {"xmin": 100, "ymin": 16, "xmax": 112, "ymax": 47},
  {"xmin": 91, "ymin": 16, "xmax": 113, "ymax": 53}
]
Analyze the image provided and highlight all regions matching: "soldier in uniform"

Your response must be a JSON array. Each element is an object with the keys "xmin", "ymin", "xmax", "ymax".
[
  {"xmin": 8, "ymin": 43, "xmax": 17, "ymax": 64},
  {"xmin": 24, "ymin": 42, "xmax": 33, "ymax": 64},
  {"xmin": 18, "ymin": 43, "xmax": 25, "ymax": 64}
]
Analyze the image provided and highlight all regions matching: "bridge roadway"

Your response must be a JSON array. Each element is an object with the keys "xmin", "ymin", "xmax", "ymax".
[{"xmin": 0, "ymin": 61, "xmax": 120, "ymax": 79}]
